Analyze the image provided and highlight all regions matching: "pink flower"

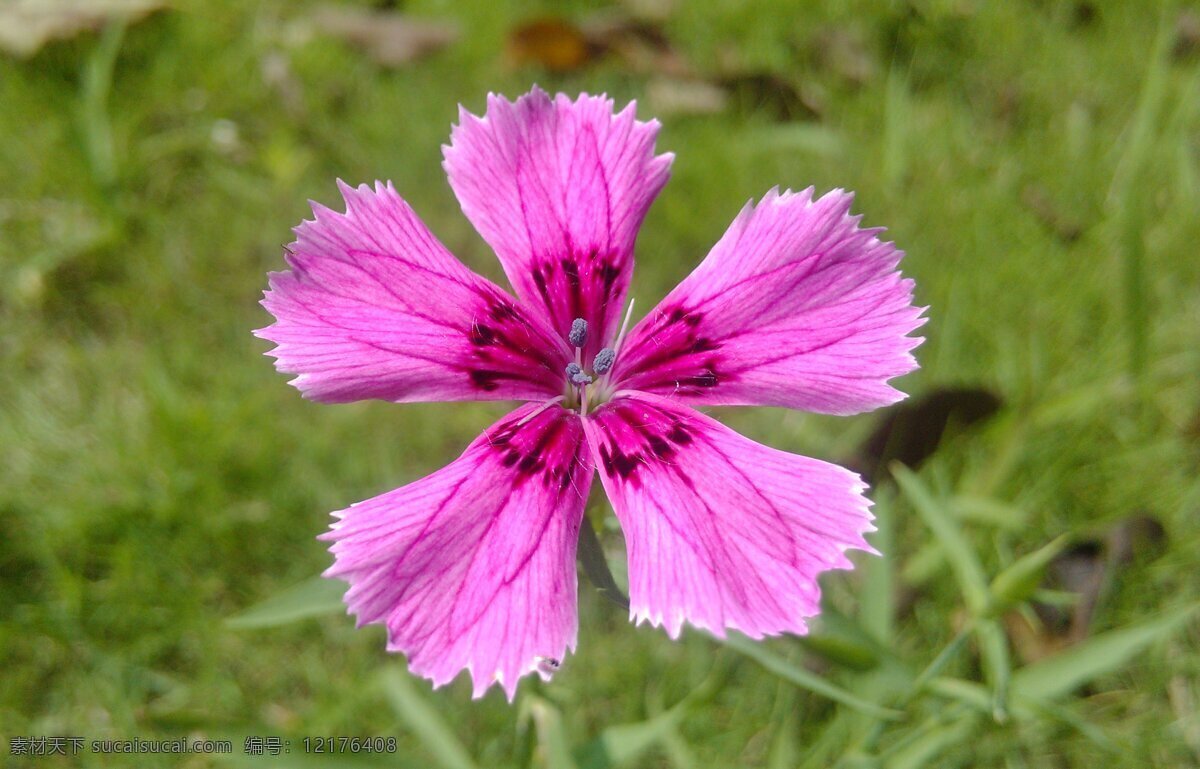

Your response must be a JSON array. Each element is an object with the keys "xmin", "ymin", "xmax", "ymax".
[{"xmin": 256, "ymin": 88, "xmax": 925, "ymax": 700}]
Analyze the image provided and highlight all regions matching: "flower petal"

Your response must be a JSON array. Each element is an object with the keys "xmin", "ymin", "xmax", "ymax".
[
  {"xmin": 612, "ymin": 188, "xmax": 925, "ymax": 414},
  {"xmin": 257, "ymin": 181, "xmax": 569, "ymax": 403},
  {"xmin": 322, "ymin": 403, "xmax": 592, "ymax": 700},
  {"xmin": 443, "ymin": 88, "xmax": 673, "ymax": 357},
  {"xmin": 583, "ymin": 392, "xmax": 875, "ymax": 639}
]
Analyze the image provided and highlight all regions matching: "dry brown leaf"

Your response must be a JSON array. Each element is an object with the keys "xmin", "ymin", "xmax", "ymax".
[
  {"xmin": 0, "ymin": 0, "xmax": 164, "ymax": 58},
  {"xmin": 507, "ymin": 17, "xmax": 594, "ymax": 72},
  {"xmin": 1174, "ymin": 9, "xmax": 1200, "ymax": 61},
  {"xmin": 308, "ymin": 5, "xmax": 458, "ymax": 68},
  {"xmin": 507, "ymin": 13, "xmax": 688, "ymax": 76}
]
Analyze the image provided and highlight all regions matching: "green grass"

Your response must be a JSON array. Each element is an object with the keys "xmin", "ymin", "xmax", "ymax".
[{"xmin": 2, "ymin": 0, "xmax": 1199, "ymax": 767}]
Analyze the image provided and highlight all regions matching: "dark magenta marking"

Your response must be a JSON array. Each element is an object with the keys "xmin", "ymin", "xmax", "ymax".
[
  {"xmin": 630, "ymin": 304, "xmax": 722, "ymax": 377},
  {"xmin": 489, "ymin": 303, "xmax": 517, "ymax": 321},
  {"xmin": 531, "ymin": 264, "xmax": 553, "ymax": 310},
  {"xmin": 666, "ymin": 306, "xmax": 702, "ymax": 328},
  {"xmin": 469, "ymin": 322, "xmax": 496, "ymax": 346},
  {"xmin": 462, "ymin": 288, "xmax": 568, "ymax": 391},
  {"xmin": 541, "ymin": 465, "xmax": 573, "ymax": 490},
  {"xmin": 595, "ymin": 402, "xmax": 701, "ymax": 483},
  {"xmin": 600, "ymin": 262, "xmax": 620, "ymax": 293},
  {"xmin": 561, "ymin": 258, "xmax": 581, "ymax": 320},
  {"xmin": 489, "ymin": 411, "xmax": 574, "ymax": 488},
  {"xmin": 599, "ymin": 444, "xmax": 641, "ymax": 480},
  {"xmin": 561, "ymin": 258, "xmax": 581, "ymax": 290},
  {"xmin": 647, "ymin": 436, "xmax": 674, "ymax": 460},
  {"xmin": 517, "ymin": 454, "xmax": 543, "ymax": 474},
  {"xmin": 680, "ymin": 367, "xmax": 719, "ymax": 388},
  {"xmin": 470, "ymin": 370, "xmax": 503, "ymax": 391},
  {"xmin": 667, "ymin": 423, "xmax": 693, "ymax": 445}
]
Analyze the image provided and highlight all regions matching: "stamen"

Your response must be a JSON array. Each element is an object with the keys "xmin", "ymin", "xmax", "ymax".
[
  {"xmin": 613, "ymin": 298, "xmax": 636, "ymax": 354},
  {"xmin": 593, "ymin": 347, "xmax": 616, "ymax": 374},
  {"xmin": 516, "ymin": 395, "xmax": 565, "ymax": 426},
  {"xmin": 568, "ymin": 318, "xmax": 588, "ymax": 348},
  {"xmin": 565, "ymin": 362, "xmax": 592, "ymax": 385}
]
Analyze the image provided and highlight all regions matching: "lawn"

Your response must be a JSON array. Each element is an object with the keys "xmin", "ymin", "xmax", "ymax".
[{"xmin": 2, "ymin": 0, "xmax": 1198, "ymax": 767}]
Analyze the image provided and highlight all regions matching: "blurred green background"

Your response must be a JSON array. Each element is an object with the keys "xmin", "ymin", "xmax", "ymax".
[{"xmin": 2, "ymin": 0, "xmax": 1199, "ymax": 767}]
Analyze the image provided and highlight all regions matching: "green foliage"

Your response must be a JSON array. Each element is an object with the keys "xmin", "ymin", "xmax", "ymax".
[
  {"xmin": 986, "ymin": 535, "xmax": 1068, "ymax": 615},
  {"xmin": 225, "ymin": 577, "xmax": 348, "ymax": 630},
  {"xmin": 2, "ymin": 1, "xmax": 1198, "ymax": 767},
  {"xmin": 1011, "ymin": 602, "xmax": 1200, "ymax": 703},
  {"xmin": 383, "ymin": 669, "xmax": 480, "ymax": 769}
]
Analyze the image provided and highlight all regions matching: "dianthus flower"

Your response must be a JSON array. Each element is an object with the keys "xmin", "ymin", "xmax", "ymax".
[{"xmin": 257, "ymin": 88, "xmax": 924, "ymax": 700}]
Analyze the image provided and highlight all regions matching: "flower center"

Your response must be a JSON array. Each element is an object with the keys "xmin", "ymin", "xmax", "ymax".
[{"xmin": 561, "ymin": 317, "xmax": 619, "ymax": 414}]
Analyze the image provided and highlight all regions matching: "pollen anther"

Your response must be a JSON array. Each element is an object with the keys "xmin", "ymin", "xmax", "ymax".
[
  {"xmin": 593, "ymin": 347, "xmax": 616, "ymax": 374},
  {"xmin": 568, "ymin": 318, "xmax": 588, "ymax": 347},
  {"xmin": 565, "ymin": 362, "xmax": 593, "ymax": 385}
]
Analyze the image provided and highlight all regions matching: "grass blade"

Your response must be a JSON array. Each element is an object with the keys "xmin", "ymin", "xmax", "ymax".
[
  {"xmin": 659, "ymin": 726, "xmax": 698, "ymax": 769},
  {"xmin": 528, "ymin": 696, "xmax": 580, "ymax": 769},
  {"xmin": 78, "ymin": 21, "xmax": 124, "ymax": 188},
  {"xmin": 1107, "ymin": 14, "xmax": 1171, "ymax": 381},
  {"xmin": 720, "ymin": 634, "xmax": 902, "ymax": 720},
  {"xmin": 975, "ymin": 619, "xmax": 1011, "ymax": 721},
  {"xmin": 225, "ymin": 576, "xmax": 346, "ymax": 629},
  {"xmin": 893, "ymin": 466, "xmax": 988, "ymax": 614},
  {"xmin": 577, "ymin": 709, "xmax": 684, "ymax": 769},
  {"xmin": 381, "ymin": 668, "xmax": 480, "ymax": 769},
  {"xmin": 576, "ymin": 670, "xmax": 724, "ymax": 769},
  {"xmin": 911, "ymin": 628, "xmax": 971, "ymax": 693},
  {"xmin": 767, "ymin": 683, "xmax": 799, "ymax": 769},
  {"xmin": 1012, "ymin": 602, "xmax": 1200, "ymax": 701},
  {"xmin": 884, "ymin": 715, "xmax": 978, "ymax": 769},
  {"xmin": 949, "ymin": 496, "xmax": 1030, "ymax": 530},
  {"xmin": 859, "ymin": 486, "xmax": 895, "ymax": 643},
  {"xmin": 987, "ymin": 535, "xmax": 1069, "ymax": 615},
  {"xmin": 894, "ymin": 466, "xmax": 1011, "ymax": 716}
]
